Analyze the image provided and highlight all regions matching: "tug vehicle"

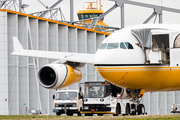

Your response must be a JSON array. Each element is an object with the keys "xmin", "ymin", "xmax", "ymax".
[{"xmin": 81, "ymin": 81, "xmax": 145, "ymax": 116}]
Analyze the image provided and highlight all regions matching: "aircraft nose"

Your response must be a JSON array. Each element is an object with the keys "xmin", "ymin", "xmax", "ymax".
[{"xmin": 94, "ymin": 50, "xmax": 115, "ymax": 65}]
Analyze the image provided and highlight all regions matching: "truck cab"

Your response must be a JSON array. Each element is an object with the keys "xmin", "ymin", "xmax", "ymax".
[
  {"xmin": 53, "ymin": 90, "xmax": 83, "ymax": 116},
  {"xmin": 82, "ymin": 82, "xmax": 111, "ymax": 116}
]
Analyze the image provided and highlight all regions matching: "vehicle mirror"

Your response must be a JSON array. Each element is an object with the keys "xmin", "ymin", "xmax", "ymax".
[{"xmin": 53, "ymin": 95, "xmax": 55, "ymax": 99}]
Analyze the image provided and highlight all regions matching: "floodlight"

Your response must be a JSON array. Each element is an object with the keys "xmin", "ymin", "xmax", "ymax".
[{"xmin": 21, "ymin": 4, "xmax": 29, "ymax": 9}]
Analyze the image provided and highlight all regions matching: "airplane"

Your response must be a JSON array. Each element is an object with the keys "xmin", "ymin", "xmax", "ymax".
[{"xmin": 12, "ymin": 24, "xmax": 180, "ymax": 115}]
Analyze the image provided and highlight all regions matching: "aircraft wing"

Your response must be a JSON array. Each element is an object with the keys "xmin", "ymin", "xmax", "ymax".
[{"xmin": 11, "ymin": 37, "xmax": 94, "ymax": 64}]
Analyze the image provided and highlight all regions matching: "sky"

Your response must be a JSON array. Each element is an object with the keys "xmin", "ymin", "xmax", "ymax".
[{"xmin": 20, "ymin": 0, "xmax": 180, "ymax": 28}]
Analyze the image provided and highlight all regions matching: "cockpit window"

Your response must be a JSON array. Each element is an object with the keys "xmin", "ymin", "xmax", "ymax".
[
  {"xmin": 106, "ymin": 43, "xmax": 119, "ymax": 49},
  {"xmin": 120, "ymin": 42, "xmax": 126, "ymax": 49},
  {"xmin": 99, "ymin": 43, "xmax": 107, "ymax": 49},
  {"xmin": 125, "ymin": 42, "xmax": 134, "ymax": 49}
]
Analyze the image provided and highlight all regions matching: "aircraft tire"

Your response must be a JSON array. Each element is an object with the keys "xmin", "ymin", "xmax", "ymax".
[
  {"xmin": 130, "ymin": 104, "xmax": 136, "ymax": 115},
  {"xmin": 137, "ymin": 104, "xmax": 145, "ymax": 115}
]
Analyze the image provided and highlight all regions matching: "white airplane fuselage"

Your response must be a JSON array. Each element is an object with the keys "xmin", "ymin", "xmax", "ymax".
[{"xmin": 94, "ymin": 24, "xmax": 180, "ymax": 92}]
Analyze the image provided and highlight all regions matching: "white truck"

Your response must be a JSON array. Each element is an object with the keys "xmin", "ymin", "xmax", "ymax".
[
  {"xmin": 53, "ymin": 89, "xmax": 83, "ymax": 116},
  {"xmin": 81, "ymin": 81, "xmax": 145, "ymax": 116}
]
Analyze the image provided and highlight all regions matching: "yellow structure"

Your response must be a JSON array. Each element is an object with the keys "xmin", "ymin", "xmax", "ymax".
[{"xmin": 77, "ymin": 1, "xmax": 108, "ymax": 30}]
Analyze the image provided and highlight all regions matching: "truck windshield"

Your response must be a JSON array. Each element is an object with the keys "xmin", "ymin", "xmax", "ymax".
[
  {"xmin": 84, "ymin": 85, "xmax": 106, "ymax": 98},
  {"xmin": 56, "ymin": 92, "xmax": 77, "ymax": 100}
]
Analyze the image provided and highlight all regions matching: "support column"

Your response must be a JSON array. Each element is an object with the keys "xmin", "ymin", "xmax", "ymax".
[
  {"xmin": 26, "ymin": 17, "xmax": 29, "ymax": 112},
  {"xmin": 165, "ymin": 92, "xmax": 167, "ymax": 114},
  {"xmin": 148, "ymin": 92, "xmax": 150, "ymax": 115},
  {"xmin": 16, "ymin": 56, "xmax": 19, "ymax": 115},
  {"xmin": 84, "ymin": 31, "xmax": 88, "ymax": 82},
  {"xmin": 121, "ymin": 4, "xmax": 124, "ymax": 28},
  {"xmin": 70, "ymin": 0, "xmax": 74, "ymax": 23},
  {"xmin": 156, "ymin": 92, "xmax": 159, "ymax": 115},
  {"xmin": 46, "ymin": 22, "xmax": 49, "ymax": 115},
  {"xmin": 19, "ymin": 0, "xmax": 22, "ymax": 13},
  {"xmin": 27, "ymin": 17, "xmax": 42, "ymax": 111},
  {"xmin": 15, "ymin": 14, "xmax": 19, "ymax": 115},
  {"xmin": 159, "ymin": 14, "xmax": 162, "ymax": 23},
  {"xmin": 94, "ymin": 34, "xmax": 97, "ymax": 81}
]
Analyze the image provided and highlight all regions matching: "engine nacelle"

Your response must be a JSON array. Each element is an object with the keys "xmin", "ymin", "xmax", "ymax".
[{"xmin": 38, "ymin": 64, "xmax": 81, "ymax": 89}]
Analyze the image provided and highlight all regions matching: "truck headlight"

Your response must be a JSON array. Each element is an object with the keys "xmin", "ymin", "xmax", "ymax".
[
  {"xmin": 55, "ymin": 104, "xmax": 59, "ymax": 107},
  {"xmin": 84, "ymin": 106, "xmax": 88, "ymax": 110}
]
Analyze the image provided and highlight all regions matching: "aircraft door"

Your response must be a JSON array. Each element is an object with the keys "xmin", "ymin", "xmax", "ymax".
[
  {"xmin": 170, "ymin": 33, "xmax": 180, "ymax": 67},
  {"xmin": 149, "ymin": 34, "xmax": 170, "ymax": 64}
]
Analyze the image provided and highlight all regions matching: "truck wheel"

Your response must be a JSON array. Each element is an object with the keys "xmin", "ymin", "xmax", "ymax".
[
  {"xmin": 67, "ymin": 113, "xmax": 73, "ymax": 116},
  {"xmin": 125, "ymin": 103, "xmax": 130, "ymax": 115},
  {"xmin": 85, "ymin": 113, "xmax": 93, "ymax": 116},
  {"xmin": 56, "ymin": 112, "xmax": 61, "ymax": 116},
  {"xmin": 113, "ymin": 104, "xmax": 120, "ymax": 116},
  {"xmin": 130, "ymin": 104, "xmax": 136, "ymax": 115},
  {"xmin": 77, "ymin": 112, "xmax": 81, "ymax": 116},
  {"xmin": 137, "ymin": 104, "xmax": 145, "ymax": 115},
  {"xmin": 97, "ymin": 113, "xmax": 104, "ymax": 116}
]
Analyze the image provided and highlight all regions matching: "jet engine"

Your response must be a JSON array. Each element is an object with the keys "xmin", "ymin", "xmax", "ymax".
[{"xmin": 38, "ymin": 64, "xmax": 81, "ymax": 89}]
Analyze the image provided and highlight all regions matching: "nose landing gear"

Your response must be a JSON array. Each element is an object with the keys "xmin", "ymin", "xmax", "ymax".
[{"xmin": 130, "ymin": 89, "xmax": 146, "ymax": 115}]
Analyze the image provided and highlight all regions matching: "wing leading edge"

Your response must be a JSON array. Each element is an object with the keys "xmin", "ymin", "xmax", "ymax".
[{"xmin": 11, "ymin": 37, "xmax": 95, "ymax": 64}]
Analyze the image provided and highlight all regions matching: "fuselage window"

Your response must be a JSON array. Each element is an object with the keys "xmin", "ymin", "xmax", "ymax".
[
  {"xmin": 99, "ymin": 43, "xmax": 107, "ymax": 49},
  {"xmin": 120, "ymin": 42, "xmax": 126, "ymax": 49},
  {"xmin": 174, "ymin": 34, "xmax": 180, "ymax": 48},
  {"xmin": 106, "ymin": 43, "xmax": 119, "ymax": 49},
  {"xmin": 125, "ymin": 42, "xmax": 134, "ymax": 49}
]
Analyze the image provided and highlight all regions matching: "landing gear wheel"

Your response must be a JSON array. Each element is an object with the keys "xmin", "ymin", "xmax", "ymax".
[
  {"xmin": 113, "ymin": 104, "xmax": 120, "ymax": 116},
  {"xmin": 130, "ymin": 104, "xmax": 136, "ymax": 115},
  {"xmin": 137, "ymin": 104, "xmax": 145, "ymax": 115}
]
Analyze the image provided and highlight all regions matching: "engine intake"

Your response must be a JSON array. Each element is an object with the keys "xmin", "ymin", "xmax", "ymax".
[{"xmin": 38, "ymin": 64, "xmax": 81, "ymax": 89}]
